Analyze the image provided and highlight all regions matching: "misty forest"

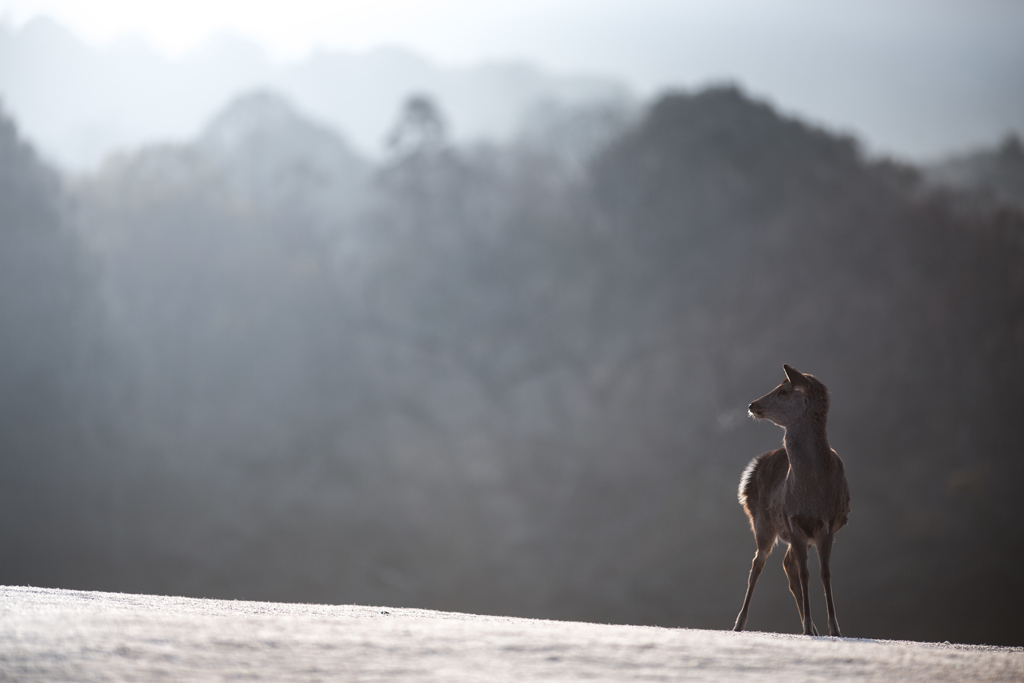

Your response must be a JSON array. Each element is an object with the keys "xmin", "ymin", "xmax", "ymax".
[{"xmin": 1, "ymin": 80, "xmax": 1023, "ymax": 647}]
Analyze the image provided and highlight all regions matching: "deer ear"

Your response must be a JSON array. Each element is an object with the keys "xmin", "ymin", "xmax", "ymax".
[{"xmin": 783, "ymin": 364, "xmax": 809, "ymax": 387}]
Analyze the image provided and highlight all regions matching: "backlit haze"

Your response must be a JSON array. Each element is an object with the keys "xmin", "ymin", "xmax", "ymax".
[
  {"xmin": 2, "ymin": 0, "xmax": 1023, "ymax": 166},
  {"xmin": 2, "ymin": 0, "xmax": 1024, "ymax": 648}
]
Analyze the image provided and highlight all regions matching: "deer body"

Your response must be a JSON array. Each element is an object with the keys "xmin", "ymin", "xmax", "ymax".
[{"xmin": 733, "ymin": 364, "xmax": 850, "ymax": 637}]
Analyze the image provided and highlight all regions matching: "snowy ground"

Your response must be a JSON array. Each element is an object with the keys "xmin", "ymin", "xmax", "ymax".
[{"xmin": 1, "ymin": 586, "xmax": 1020, "ymax": 682}]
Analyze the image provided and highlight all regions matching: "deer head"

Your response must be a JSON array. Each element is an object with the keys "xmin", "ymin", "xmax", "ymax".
[{"xmin": 748, "ymin": 364, "xmax": 816, "ymax": 428}]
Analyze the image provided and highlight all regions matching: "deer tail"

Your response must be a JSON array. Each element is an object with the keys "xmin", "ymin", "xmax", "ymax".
[
  {"xmin": 738, "ymin": 449, "xmax": 782, "ymax": 518},
  {"xmin": 738, "ymin": 455, "xmax": 761, "ymax": 514}
]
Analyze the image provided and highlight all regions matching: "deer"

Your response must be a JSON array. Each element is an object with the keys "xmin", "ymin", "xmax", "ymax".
[{"xmin": 732, "ymin": 364, "xmax": 850, "ymax": 637}]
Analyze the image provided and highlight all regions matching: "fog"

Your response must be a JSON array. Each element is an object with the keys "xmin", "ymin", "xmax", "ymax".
[
  {"xmin": 3, "ymin": 2, "xmax": 1024, "ymax": 168},
  {"xmin": 1, "ymin": 9, "xmax": 1023, "ymax": 648},
  {"xmin": 0, "ymin": 17, "xmax": 629, "ymax": 170}
]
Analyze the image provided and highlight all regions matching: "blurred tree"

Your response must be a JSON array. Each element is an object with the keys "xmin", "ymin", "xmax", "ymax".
[{"xmin": 386, "ymin": 94, "xmax": 447, "ymax": 158}]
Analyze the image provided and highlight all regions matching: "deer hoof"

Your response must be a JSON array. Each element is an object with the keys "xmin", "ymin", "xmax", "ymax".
[{"xmin": 733, "ymin": 614, "xmax": 747, "ymax": 632}]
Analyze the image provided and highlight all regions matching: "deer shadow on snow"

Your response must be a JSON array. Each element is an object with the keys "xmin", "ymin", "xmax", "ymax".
[{"xmin": 733, "ymin": 364, "xmax": 850, "ymax": 637}]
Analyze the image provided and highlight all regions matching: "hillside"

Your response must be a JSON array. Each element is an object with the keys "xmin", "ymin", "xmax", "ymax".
[
  {"xmin": 925, "ymin": 135, "xmax": 1024, "ymax": 212},
  {"xmin": 0, "ymin": 85, "xmax": 1022, "ymax": 646},
  {"xmin": 2, "ymin": 587, "xmax": 1021, "ymax": 682}
]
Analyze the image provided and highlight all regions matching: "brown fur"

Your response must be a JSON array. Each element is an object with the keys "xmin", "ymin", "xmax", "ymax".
[{"xmin": 733, "ymin": 364, "xmax": 850, "ymax": 637}]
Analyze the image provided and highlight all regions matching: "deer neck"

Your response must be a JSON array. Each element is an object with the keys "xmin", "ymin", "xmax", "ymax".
[{"xmin": 782, "ymin": 418, "xmax": 830, "ymax": 474}]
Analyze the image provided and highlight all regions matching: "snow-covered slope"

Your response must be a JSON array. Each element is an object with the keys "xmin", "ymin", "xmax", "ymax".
[{"xmin": 1, "ymin": 586, "xmax": 1020, "ymax": 682}]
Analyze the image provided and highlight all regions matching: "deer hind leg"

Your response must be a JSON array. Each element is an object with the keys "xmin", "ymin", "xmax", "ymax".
[
  {"xmin": 733, "ymin": 527, "xmax": 775, "ymax": 632},
  {"xmin": 782, "ymin": 544, "xmax": 806, "ymax": 624},
  {"xmin": 787, "ymin": 538, "xmax": 818, "ymax": 636},
  {"xmin": 815, "ymin": 530, "xmax": 842, "ymax": 637}
]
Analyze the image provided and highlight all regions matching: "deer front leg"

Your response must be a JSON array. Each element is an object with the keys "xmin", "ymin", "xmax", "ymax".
[
  {"xmin": 788, "ymin": 536, "xmax": 818, "ymax": 636},
  {"xmin": 816, "ymin": 530, "xmax": 842, "ymax": 637},
  {"xmin": 734, "ymin": 541, "xmax": 772, "ymax": 632}
]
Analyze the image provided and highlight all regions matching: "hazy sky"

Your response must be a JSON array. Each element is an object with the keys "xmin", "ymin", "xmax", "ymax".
[{"xmin": 2, "ymin": 0, "xmax": 1023, "ymax": 159}]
